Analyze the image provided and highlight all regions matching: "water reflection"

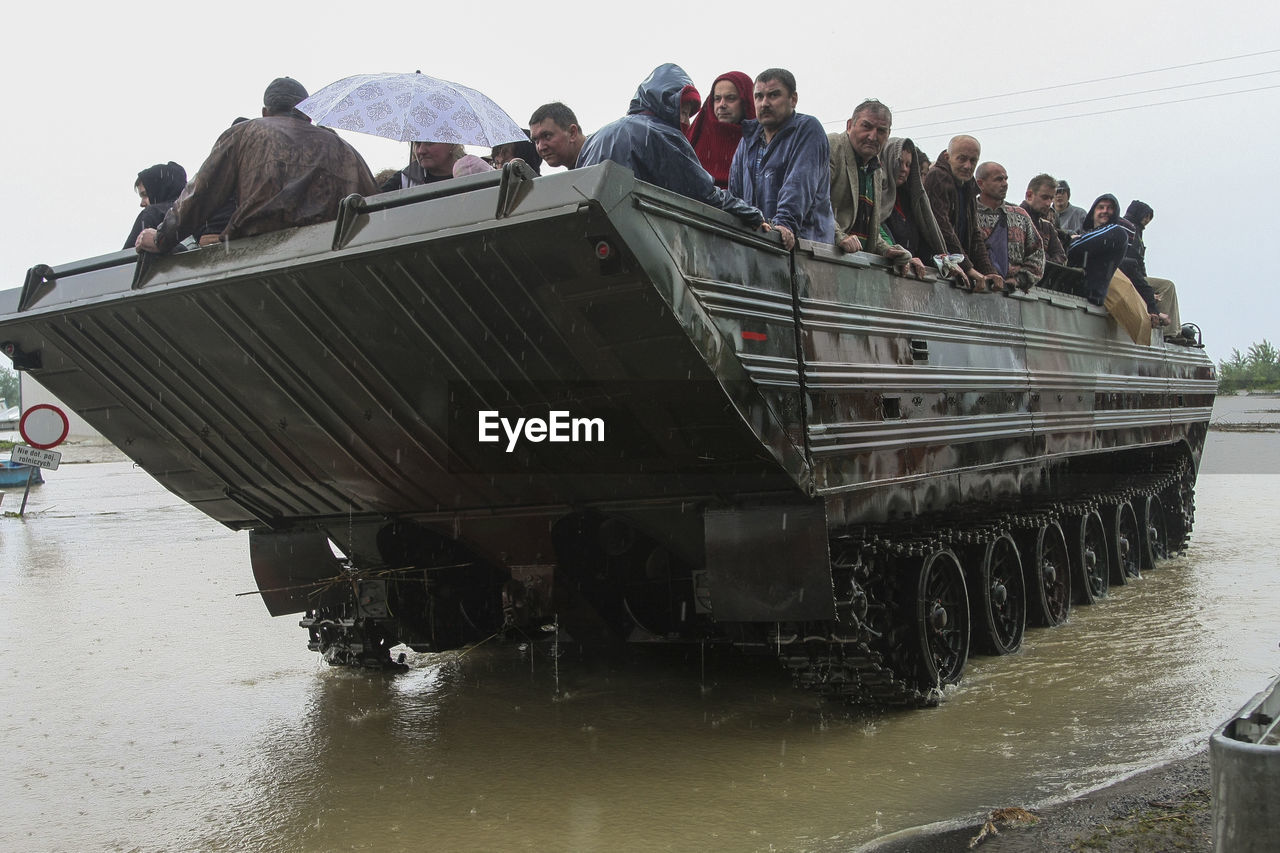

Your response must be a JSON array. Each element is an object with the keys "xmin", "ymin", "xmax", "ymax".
[
  {"xmin": 211, "ymin": 513, "xmax": 1278, "ymax": 853},
  {"xmin": 1204, "ymin": 393, "xmax": 1280, "ymax": 474}
]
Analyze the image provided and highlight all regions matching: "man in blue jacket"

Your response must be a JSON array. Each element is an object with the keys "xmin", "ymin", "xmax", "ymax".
[
  {"xmin": 729, "ymin": 69, "xmax": 835, "ymax": 250},
  {"xmin": 577, "ymin": 64, "xmax": 764, "ymax": 231}
]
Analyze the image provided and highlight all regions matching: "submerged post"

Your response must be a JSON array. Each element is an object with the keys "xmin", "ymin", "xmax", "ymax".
[{"xmin": 18, "ymin": 466, "xmax": 34, "ymax": 516}]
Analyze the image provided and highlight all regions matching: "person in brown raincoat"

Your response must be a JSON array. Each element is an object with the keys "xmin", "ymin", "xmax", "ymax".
[{"xmin": 136, "ymin": 77, "xmax": 377, "ymax": 254}]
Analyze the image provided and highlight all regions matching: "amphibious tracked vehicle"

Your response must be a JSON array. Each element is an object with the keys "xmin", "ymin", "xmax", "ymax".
[{"xmin": 0, "ymin": 163, "xmax": 1215, "ymax": 705}]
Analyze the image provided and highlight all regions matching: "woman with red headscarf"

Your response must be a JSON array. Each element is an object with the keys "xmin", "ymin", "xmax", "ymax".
[{"xmin": 685, "ymin": 71, "xmax": 755, "ymax": 189}]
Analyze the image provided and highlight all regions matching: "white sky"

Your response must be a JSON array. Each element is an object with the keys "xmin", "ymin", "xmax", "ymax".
[{"xmin": 3, "ymin": 1, "xmax": 1274, "ymax": 365}]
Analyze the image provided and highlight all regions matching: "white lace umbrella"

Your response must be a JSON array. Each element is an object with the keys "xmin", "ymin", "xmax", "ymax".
[{"xmin": 297, "ymin": 71, "xmax": 527, "ymax": 146}]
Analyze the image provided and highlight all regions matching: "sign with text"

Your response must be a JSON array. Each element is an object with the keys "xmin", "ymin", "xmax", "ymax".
[{"xmin": 11, "ymin": 444, "xmax": 61, "ymax": 470}]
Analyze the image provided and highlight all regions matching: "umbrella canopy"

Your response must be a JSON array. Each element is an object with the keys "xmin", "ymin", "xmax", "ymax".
[{"xmin": 298, "ymin": 71, "xmax": 527, "ymax": 147}]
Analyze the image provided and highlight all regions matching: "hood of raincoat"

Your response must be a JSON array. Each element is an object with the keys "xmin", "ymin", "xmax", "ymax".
[
  {"xmin": 626, "ymin": 63, "xmax": 694, "ymax": 130},
  {"xmin": 1123, "ymin": 199, "xmax": 1153, "ymax": 231},
  {"xmin": 877, "ymin": 137, "xmax": 916, "ymax": 217},
  {"xmin": 1084, "ymin": 193, "xmax": 1124, "ymax": 232},
  {"xmin": 137, "ymin": 161, "xmax": 188, "ymax": 204}
]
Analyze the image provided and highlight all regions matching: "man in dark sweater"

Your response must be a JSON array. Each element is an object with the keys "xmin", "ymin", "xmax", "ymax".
[{"xmin": 923, "ymin": 135, "xmax": 1003, "ymax": 292}]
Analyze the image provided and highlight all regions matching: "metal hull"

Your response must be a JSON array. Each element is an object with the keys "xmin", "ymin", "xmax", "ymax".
[{"xmin": 0, "ymin": 163, "xmax": 1214, "ymax": 700}]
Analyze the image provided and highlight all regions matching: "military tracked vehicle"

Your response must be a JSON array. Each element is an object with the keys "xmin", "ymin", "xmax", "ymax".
[{"xmin": 0, "ymin": 163, "xmax": 1215, "ymax": 705}]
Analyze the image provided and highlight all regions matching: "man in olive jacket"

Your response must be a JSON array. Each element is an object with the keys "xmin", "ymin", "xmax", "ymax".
[{"xmin": 829, "ymin": 100, "xmax": 925, "ymax": 276}]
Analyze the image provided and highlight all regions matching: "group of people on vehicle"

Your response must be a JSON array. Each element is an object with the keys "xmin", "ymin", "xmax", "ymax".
[{"xmin": 128, "ymin": 69, "xmax": 1185, "ymax": 342}]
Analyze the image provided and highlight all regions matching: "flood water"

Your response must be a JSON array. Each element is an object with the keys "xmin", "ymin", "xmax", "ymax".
[{"xmin": 1, "ymin": 395, "xmax": 1277, "ymax": 852}]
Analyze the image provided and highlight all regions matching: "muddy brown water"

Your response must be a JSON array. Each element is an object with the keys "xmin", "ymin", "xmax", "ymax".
[{"xmin": 1, "ymin": 395, "xmax": 1277, "ymax": 852}]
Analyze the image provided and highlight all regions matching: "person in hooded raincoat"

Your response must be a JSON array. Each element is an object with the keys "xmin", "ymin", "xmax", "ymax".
[
  {"xmin": 577, "ymin": 63, "xmax": 764, "ymax": 231},
  {"xmin": 124, "ymin": 161, "xmax": 187, "ymax": 250},
  {"xmin": 1120, "ymin": 199, "xmax": 1178, "ymax": 332}
]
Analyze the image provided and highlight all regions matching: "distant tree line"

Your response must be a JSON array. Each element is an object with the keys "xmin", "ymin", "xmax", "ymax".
[
  {"xmin": 0, "ymin": 365, "xmax": 17, "ymax": 408},
  {"xmin": 1219, "ymin": 340, "xmax": 1280, "ymax": 393}
]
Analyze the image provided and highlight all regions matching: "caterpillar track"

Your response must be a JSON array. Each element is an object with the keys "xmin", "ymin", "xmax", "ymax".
[{"xmin": 775, "ymin": 459, "xmax": 1194, "ymax": 707}]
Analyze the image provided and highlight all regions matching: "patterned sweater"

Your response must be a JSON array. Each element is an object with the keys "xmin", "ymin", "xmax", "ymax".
[{"xmin": 976, "ymin": 201, "xmax": 1045, "ymax": 291}]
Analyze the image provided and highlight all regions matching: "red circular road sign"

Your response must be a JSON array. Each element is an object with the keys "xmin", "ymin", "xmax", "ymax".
[{"xmin": 20, "ymin": 404, "xmax": 70, "ymax": 449}]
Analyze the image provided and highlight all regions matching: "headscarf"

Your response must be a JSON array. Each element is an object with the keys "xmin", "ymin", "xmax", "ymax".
[
  {"xmin": 685, "ymin": 71, "xmax": 755, "ymax": 189},
  {"xmin": 493, "ymin": 136, "xmax": 543, "ymax": 174},
  {"xmin": 136, "ymin": 161, "xmax": 187, "ymax": 204},
  {"xmin": 679, "ymin": 85, "xmax": 701, "ymax": 132},
  {"xmin": 125, "ymin": 161, "xmax": 188, "ymax": 249},
  {"xmin": 877, "ymin": 137, "xmax": 946, "ymax": 259},
  {"xmin": 877, "ymin": 138, "xmax": 913, "ymax": 222}
]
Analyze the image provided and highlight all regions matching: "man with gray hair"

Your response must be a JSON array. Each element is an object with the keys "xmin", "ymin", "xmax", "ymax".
[
  {"xmin": 923, "ymin": 134, "xmax": 1002, "ymax": 292},
  {"xmin": 827, "ymin": 100, "xmax": 925, "ymax": 277},
  {"xmin": 137, "ymin": 77, "xmax": 377, "ymax": 253}
]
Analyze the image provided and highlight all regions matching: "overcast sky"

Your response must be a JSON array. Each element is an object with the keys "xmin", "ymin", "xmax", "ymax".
[{"xmin": 3, "ymin": 1, "xmax": 1274, "ymax": 365}]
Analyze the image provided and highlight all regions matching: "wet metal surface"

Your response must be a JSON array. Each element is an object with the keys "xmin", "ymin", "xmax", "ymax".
[
  {"xmin": 2, "ymin": 396, "xmax": 1277, "ymax": 852},
  {"xmin": 0, "ymin": 165, "xmax": 1213, "ymax": 555}
]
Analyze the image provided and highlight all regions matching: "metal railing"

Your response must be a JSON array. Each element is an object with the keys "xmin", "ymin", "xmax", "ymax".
[{"xmin": 1211, "ymin": 674, "xmax": 1280, "ymax": 851}]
